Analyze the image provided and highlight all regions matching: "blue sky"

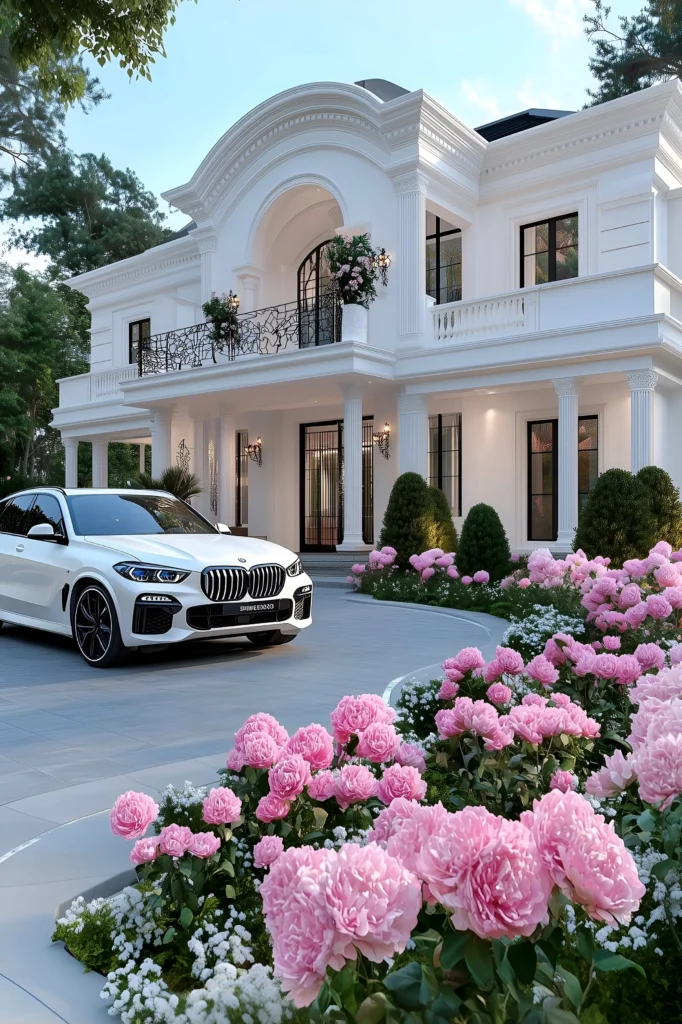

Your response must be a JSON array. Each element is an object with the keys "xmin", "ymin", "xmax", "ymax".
[{"xmin": 26, "ymin": 0, "xmax": 647, "ymax": 240}]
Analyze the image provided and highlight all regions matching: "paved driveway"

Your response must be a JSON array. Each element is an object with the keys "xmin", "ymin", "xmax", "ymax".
[{"xmin": 0, "ymin": 590, "xmax": 504, "ymax": 808}]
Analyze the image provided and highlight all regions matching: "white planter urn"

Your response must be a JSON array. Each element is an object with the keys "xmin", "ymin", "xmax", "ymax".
[{"xmin": 341, "ymin": 303, "xmax": 368, "ymax": 344}]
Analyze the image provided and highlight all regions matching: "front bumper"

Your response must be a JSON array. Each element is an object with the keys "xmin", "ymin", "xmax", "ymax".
[{"xmin": 114, "ymin": 572, "xmax": 313, "ymax": 647}]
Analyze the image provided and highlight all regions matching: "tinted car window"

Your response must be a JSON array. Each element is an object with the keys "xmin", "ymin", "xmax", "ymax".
[
  {"xmin": 24, "ymin": 494, "xmax": 66, "ymax": 538},
  {"xmin": 0, "ymin": 494, "xmax": 35, "ymax": 535},
  {"xmin": 66, "ymin": 493, "xmax": 216, "ymax": 536}
]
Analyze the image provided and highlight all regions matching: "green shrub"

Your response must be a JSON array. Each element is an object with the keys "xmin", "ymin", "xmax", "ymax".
[
  {"xmin": 574, "ymin": 468, "xmax": 656, "ymax": 565},
  {"xmin": 425, "ymin": 486, "xmax": 457, "ymax": 553},
  {"xmin": 0, "ymin": 473, "xmax": 33, "ymax": 499},
  {"xmin": 378, "ymin": 472, "xmax": 432, "ymax": 568},
  {"xmin": 133, "ymin": 466, "xmax": 202, "ymax": 501},
  {"xmin": 457, "ymin": 502, "xmax": 511, "ymax": 581},
  {"xmin": 637, "ymin": 465, "xmax": 682, "ymax": 549}
]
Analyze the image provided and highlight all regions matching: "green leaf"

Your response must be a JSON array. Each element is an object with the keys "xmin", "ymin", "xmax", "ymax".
[
  {"xmin": 579, "ymin": 1006, "xmax": 608, "ymax": 1024},
  {"xmin": 425, "ymin": 987, "xmax": 462, "ymax": 1022},
  {"xmin": 170, "ymin": 875, "xmax": 183, "ymax": 904},
  {"xmin": 222, "ymin": 859, "xmax": 235, "ymax": 877},
  {"xmin": 575, "ymin": 927, "xmax": 594, "ymax": 965},
  {"xmin": 179, "ymin": 906, "xmax": 193, "ymax": 930},
  {"xmin": 545, "ymin": 1010, "xmax": 580, "ymax": 1024},
  {"xmin": 419, "ymin": 964, "xmax": 439, "ymax": 1007},
  {"xmin": 464, "ymin": 933, "xmax": 494, "ymax": 990},
  {"xmin": 224, "ymin": 884, "xmax": 236, "ymax": 900},
  {"xmin": 316, "ymin": 983, "xmax": 331, "ymax": 1014},
  {"xmin": 592, "ymin": 950, "xmax": 646, "ymax": 978},
  {"xmin": 440, "ymin": 927, "xmax": 468, "ymax": 969},
  {"xmin": 383, "ymin": 962, "xmax": 424, "ymax": 1011},
  {"xmin": 178, "ymin": 858, "xmax": 193, "ymax": 877},
  {"xmin": 651, "ymin": 858, "xmax": 677, "ymax": 881},
  {"xmin": 636, "ymin": 809, "xmax": 656, "ymax": 832},
  {"xmin": 313, "ymin": 806, "xmax": 328, "ymax": 828},
  {"xmin": 555, "ymin": 966, "xmax": 582, "ymax": 1009},
  {"xmin": 507, "ymin": 940, "xmax": 537, "ymax": 986},
  {"xmin": 162, "ymin": 926, "xmax": 175, "ymax": 944},
  {"xmin": 356, "ymin": 994, "xmax": 388, "ymax": 1024}
]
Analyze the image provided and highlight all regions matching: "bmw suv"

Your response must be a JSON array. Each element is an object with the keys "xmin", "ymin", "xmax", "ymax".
[{"xmin": 0, "ymin": 488, "xmax": 313, "ymax": 667}]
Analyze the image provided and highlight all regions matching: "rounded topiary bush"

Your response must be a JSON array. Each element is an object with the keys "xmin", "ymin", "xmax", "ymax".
[
  {"xmin": 457, "ymin": 502, "xmax": 511, "ymax": 581},
  {"xmin": 573, "ymin": 467, "xmax": 656, "ymax": 565},
  {"xmin": 425, "ymin": 486, "xmax": 457, "ymax": 554},
  {"xmin": 378, "ymin": 472, "xmax": 431, "ymax": 568},
  {"xmin": 637, "ymin": 465, "xmax": 682, "ymax": 549}
]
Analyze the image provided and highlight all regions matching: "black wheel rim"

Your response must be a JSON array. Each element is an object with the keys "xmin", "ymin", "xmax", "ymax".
[{"xmin": 75, "ymin": 589, "xmax": 112, "ymax": 662}]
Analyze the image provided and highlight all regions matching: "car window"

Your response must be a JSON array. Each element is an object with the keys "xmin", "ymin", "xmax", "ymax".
[
  {"xmin": 0, "ymin": 494, "xmax": 35, "ymax": 535},
  {"xmin": 24, "ymin": 494, "xmax": 66, "ymax": 538},
  {"xmin": 66, "ymin": 493, "xmax": 217, "ymax": 536}
]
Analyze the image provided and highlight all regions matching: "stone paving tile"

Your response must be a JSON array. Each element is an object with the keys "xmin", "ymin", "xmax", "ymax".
[{"xmin": 0, "ymin": 770, "xmax": 70, "ymax": 804}]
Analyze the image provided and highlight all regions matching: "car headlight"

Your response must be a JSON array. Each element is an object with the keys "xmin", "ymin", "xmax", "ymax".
[
  {"xmin": 286, "ymin": 557, "xmax": 304, "ymax": 577},
  {"xmin": 113, "ymin": 563, "xmax": 190, "ymax": 584}
]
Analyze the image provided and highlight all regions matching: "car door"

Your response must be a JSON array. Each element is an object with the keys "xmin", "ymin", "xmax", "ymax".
[
  {"xmin": 15, "ymin": 493, "xmax": 73, "ymax": 625},
  {"xmin": 0, "ymin": 493, "xmax": 36, "ymax": 617}
]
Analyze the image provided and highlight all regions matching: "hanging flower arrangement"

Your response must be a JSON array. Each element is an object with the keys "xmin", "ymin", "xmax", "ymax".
[{"xmin": 325, "ymin": 232, "xmax": 389, "ymax": 309}]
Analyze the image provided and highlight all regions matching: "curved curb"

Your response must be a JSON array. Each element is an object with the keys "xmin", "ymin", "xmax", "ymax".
[{"xmin": 346, "ymin": 592, "xmax": 509, "ymax": 640}]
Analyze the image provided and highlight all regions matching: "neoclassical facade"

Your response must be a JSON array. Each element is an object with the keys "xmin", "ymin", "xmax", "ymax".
[{"xmin": 53, "ymin": 77, "xmax": 682, "ymax": 552}]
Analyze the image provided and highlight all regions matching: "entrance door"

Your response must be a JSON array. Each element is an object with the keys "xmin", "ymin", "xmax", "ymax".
[
  {"xmin": 300, "ymin": 419, "xmax": 374, "ymax": 551},
  {"xmin": 297, "ymin": 242, "xmax": 341, "ymax": 348}
]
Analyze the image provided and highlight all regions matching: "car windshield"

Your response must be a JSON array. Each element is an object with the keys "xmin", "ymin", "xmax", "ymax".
[{"xmin": 66, "ymin": 493, "xmax": 217, "ymax": 536}]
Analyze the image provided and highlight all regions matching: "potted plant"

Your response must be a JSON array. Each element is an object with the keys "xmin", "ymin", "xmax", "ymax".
[
  {"xmin": 325, "ymin": 233, "xmax": 389, "ymax": 344},
  {"xmin": 201, "ymin": 291, "xmax": 240, "ymax": 359}
]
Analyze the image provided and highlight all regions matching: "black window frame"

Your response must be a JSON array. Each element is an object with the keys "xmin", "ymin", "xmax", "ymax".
[
  {"xmin": 527, "ymin": 419, "xmax": 558, "ymax": 542},
  {"xmin": 24, "ymin": 493, "xmax": 68, "ymax": 542},
  {"xmin": 426, "ymin": 216, "xmax": 462, "ymax": 305},
  {"xmin": 428, "ymin": 413, "xmax": 462, "ymax": 517},
  {"xmin": 578, "ymin": 414, "xmax": 599, "ymax": 512},
  {"xmin": 520, "ymin": 212, "xmax": 578, "ymax": 288},
  {"xmin": 0, "ymin": 492, "xmax": 37, "ymax": 536},
  {"xmin": 129, "ymin": 318, "xmax": 151, "ymax": 366}
]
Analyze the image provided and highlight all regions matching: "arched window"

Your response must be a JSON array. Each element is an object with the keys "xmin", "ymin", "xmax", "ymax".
[{"xmin": 297, "ymin": 241, "xmax": 340, "ymax": 347}]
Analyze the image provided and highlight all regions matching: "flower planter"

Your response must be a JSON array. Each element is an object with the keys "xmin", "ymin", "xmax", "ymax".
[{"xmin": 341, "ymin": 303, "xmax": 368, "ymax": 344}]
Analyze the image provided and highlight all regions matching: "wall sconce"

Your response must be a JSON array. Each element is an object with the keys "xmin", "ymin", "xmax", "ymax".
[
  {"xmin": 374, "ymin": 248, "xmax": 391, "ymax": 287},
  {"xmin": 372, "ymin": 422, "xmax": 391, "ymax": 459},
  {"xmin": 226, "ymin": 290, "xmax": 240, "ymax": 312},
  {"xmin": 245, "ymin": 436, "xmax": 263, "ymax": 466}
]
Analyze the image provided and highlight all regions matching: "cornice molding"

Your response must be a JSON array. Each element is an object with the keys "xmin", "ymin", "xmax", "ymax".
[{"xmin": 69, "ymin": 250, "xmax": 201, "ymax": 297}]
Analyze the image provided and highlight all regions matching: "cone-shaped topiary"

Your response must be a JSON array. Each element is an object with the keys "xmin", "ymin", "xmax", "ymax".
[
  {"xmin": 573, "ymin": 468, "xmax": 656, "ymax": 565},
  {"xmin": 378, "ymin": 472, "xmax": 432, "ymax": 568},
  {"xmin": 636, "ymin": 465, "xmax": 682, "ymax": 549},
  {"xmin": 426, "ymin": 486, "xmax": 458, "ymax": 553},
  {"xmin": 457, "ymin": 503, "xmax": 511, "ymax": 581}
]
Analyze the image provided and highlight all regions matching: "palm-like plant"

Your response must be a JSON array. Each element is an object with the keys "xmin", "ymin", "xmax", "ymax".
[{"xmin": 132, "ymin": 466, "xmax": 202, "ymax": 502}]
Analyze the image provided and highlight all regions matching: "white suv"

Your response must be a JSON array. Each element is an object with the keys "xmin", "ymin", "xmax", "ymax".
[{"xmin": 0, "ymin": 487, "xmax": 313, "ymax": 667}]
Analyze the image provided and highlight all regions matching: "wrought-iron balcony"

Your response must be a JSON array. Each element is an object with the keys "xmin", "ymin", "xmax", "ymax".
[{"xmin": 138, "ymin": 296, "xmax": 341, "ymax": 376}]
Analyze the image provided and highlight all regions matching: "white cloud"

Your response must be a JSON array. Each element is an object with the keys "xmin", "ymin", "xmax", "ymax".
[
  {"xmin": 509, "ymin": 0, "xmax": 590, "ymax": 38},
  {"xmin": 460, "ymin": 80, "xmax": 502, "ymax": 123}
]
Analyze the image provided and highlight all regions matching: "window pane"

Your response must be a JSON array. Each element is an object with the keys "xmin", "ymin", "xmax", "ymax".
[
  {"xmin": 529, "ymin": 420, "xmax": 555, "ymax": 541},
  {"xmin": 578, "ymin": 416, "xmax": 598, "ymax": 507},
  {"xmin": 531, "ymin": 496, "xmax": 555, "ymax": 540},
  {"xmin": 426, "ymin": 211, "xmax": 437, "ymax": 236},
  {"xmin": 0, "ymin": 494, "xmax": 35, "ymax": 535},
  {"xmin": 556, "ymin": 215, "xmax": 578, "ymax": 248},
  {"xmin": 426, "ymin": 240, "xmax": 437, "ymax": 300},
  {"xmin": 555, "ymin": 245, "xmax": 578, "ymax": 280},
  {"xmin": 525, "ymin": 251, "xmax": 549, "ymax": 285},
  {"xmin": 440, "ymin": 262, "xmax": 462, "ymax": 303},
  {"xmin": 524, "ymin": 222, "xmax": 549, "ymax": 255},
  {"xmin": 24, "ymin": 495, "xmax": 65, "ymax": 537}
]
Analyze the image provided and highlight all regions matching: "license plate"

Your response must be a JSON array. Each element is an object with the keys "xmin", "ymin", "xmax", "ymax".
[{"xmin": 220, "ymin": 599, "xmax": 287, "ymax": 615}]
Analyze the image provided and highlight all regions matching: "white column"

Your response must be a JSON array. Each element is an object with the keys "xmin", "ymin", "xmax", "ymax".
[
  {"xmin": 193, "ymin": 418, "xmax": 209, "ymax": 515},
  {"xmin": 392, "ymin": 170, "xmax": 428, "ymax": 348},
  {"xmin": 553, "ymin": 377, "xmax": 581, "ymax": 548},
  {"xmin": 150, "ymin": 409, "xmax": 173, "ymax": 477},
  {"xmin": 627, "ymin": 370, "xmax": 658, "ymax": 472},
  {"xmin": 139, "ymin": 444, "xmax": 146, "ymax": 474},
  {"xmin": 337, "ymin": 385, "xmax": 368, "ymax": 551},
  {"xmin": 196, "ymin": 234, "xmax": 217, "ymax": 304},
  {"xmin": 397, "ymin": 392, "xmax": 429, "ymax": 479},
  {"xmin": 92, "ymin": 440, "xmax": 109, "ymax": 488},
  {"xmin": 217, "ymin": 413, "xmax": 236, "ymax": 527},
  {"xmin": 64, "ymin": 438, "xmax": 79, "ymax": 488}
]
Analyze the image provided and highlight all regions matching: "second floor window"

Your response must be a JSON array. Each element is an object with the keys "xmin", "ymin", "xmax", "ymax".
[
  {"xmin": 129, "ymin": 318, "xmax": 151, "ymax": 364},
  {"xmin": 521, "ymin": 213, "xmax": 578, "ymax": 287},
  {"xmin": 426, "ymin": 214, "xmax": 462, "ymax": 305}
]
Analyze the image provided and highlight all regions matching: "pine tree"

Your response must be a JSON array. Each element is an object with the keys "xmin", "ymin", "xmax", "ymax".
[{"xmin": 457, "ymin": 503, "xmax": 511, "ymax": 581}]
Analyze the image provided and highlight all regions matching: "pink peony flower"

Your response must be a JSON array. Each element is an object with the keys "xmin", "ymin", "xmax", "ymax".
[
  {"xmin": 550, "ymin": 769, "xmax": 577, "ymax": 793},
  {"xmin": 356, "ymin": 722, "xmax": 401, "ymax": 763},
  {"xmin": 585, "ymin": 750, "xmax": 637, "ymax": 797},
  {"xmin": 436, "ymin": 553, "xmax": 454, "ymax": 567},
  {"xmin": 645, "ymin": 593, "xmax": 672, "ymax": 620},
  {"xmin": 447, "ymin": 565, "xmax": 459, "ymax": 579},
  {"xmin": 330, "ymin": 694, "xmax": 394, "ymax": 745},
  {"xmin": 254, "ymin": 834, "xmax": 285, "ymax": 868},
  {"xmin": 634, "ymin": 643, "xmax": 666, "ymax": 671},
  {"xmin": 158, "ymin": 823, "xmax": 193, "ymax": 858},
  {"xmin": 593, "ymin": 653, "xmax": 621, "ymax": 680},
  {"xmin": 473, "ymin": 570, "xmax": 490, "ymax": 584},
  {"xmin": 351, "ymin": 563, "xmax": 366, "ymax": 574},
  {"xmin": 655, "ymin": 564, "xmax": 680, "ymax": 588},
  {"xmin": 130, "ymin": 837, "xmax": 159, "ymax": 865},
  {"xmin": 268, "ymin": 754, "xmax": 312, "ymax": 800},
  {"xmin": 511, "ymin": 553, "xmax": 520, "ymax": 562},
  {"xmin": 653, "ymin": 541, "xmax": 674, "ymax": 558},
  {"xmin": 496, "ymin": 646, "xmax": 525, "ymax": 675},
  {"xmin": 282, "ymin": 724, "xmax": 334, "ymax": 770},
  {"xmin": 202, "ymin": 787, "xmax": 242, "ymax": 825},
  {"xmin": 307, "ymin": 770, "xmax": 337, "ymax": 802},
  {"xmin": 461, "ymin": 575, "xmax": 473, "ymax": 585},
  {"xmin": 110, "ymin": 791, "xmax": 159, "ymax": 840},
  {"xmin": 441, "ymin": 659, "xmax": 465, "ymax": 683},
  {"xmin": 394, "ymin": 741, "xmax": 426, "ymax": 772},
  {"xmin": 335, "ymin": 764, "xmax": 378, "ymax": 809},
  {"xmin": 618, "ymin": 583, "xmax": 642, "ymax": 609},
  {"xmin": 525, "ymin": 654, "xmax": 559, "ymax": 688},
  {"xmin": 235, "ymin": 712, "xmax": 288, "ymax": 751},
  {"xmin": 421, "ymin": 567, "xmax": 436, "ymax": 581},
  {"xmin": 377, "ymin": 764, "xmax": 427, "ymax": 804},
  {"xmin": 256, "ymin": 793, "xmax": 291, "ymax": 823},
  {"xmin": 518, "ymin": 578, "xmax": 531, "ymax": 589},
  {"xmin": 483, "ymin": 659, "xmax": 503, "ymax": 683},
  {"xmin": 672, "ymin": 645, "xmax": 682, "ymax": 665},
  {"xmin": 506, "ymin": 705, "xmax": 545, "ymax": 745},
  {"xmin": 634, "ymin": 733, "xmax": 682, "ymax": 809},
  {"xmin": 450, "ymin": 647, "xmax": 486, "ymax": 674},
  {"xmin": 613, "ymin": 654, "xmax": 641, "ymax": 686},
  {"xmin": 437, "ymin": 678, "xmax": 460, "ymax": 700},
  {"xmin": 240, "ymin": 731, "xmax": 282, "ymax": 769},
  {"xmin": 500, "ymin": 577, "xmax": 512, "ymax": 589},
  {"xmin": 226, "ymin": 748, "xmax": 245, "ymax": 771},
  {"xmin": 630, "ymin": 666, "xmax": 682, "ymax": 705},
  {"xmin": 189, "ymin": 831, "xmax": 221, "ymax": 858},
  {"xmin": 369, "ymin": 797, "xmax": 420, "ymax": 845},
  {"xmin": 602, "ymin": 635, "xmax": 621, "ymax": 651},
  {"xmin": 666, "ymin": 587, "xmax": 682, "ymax": 609},
  {"xmin": 625, "ymin": 602, "xmax": 649, "ymax": 628},
  {"xmin": 486, "ymin": 682, "xmax": 512, "ymax": 705}
]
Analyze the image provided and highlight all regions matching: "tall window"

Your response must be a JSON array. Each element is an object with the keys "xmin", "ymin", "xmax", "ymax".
[
  {"xmin": 297, "ymin": 241, "xmax": 339, "ymax": 347},
  {"xmin": 235, "ymin": 430, "xmax": 249, "ymax": 527},
  {"xmin": 528, "ymin": 419, "xmax": 558, "ymax": 541},
  {"xmin": 426, "ymin": 214, "xmax": 462, "ymax": 305},
  {"xmin": 428, "ymin": 413, "xmax": 462, "ymax": 516},
  {"xmin": 578, "ymin": 416, "xmax": 599, "ymax": 511},
  {"xmin": 520, "ymin": 214, "xmax": 578, "ymax": 287},
  {"xmin": 129, "ymin": 318, "xmax": 151, "ymax": 365}
]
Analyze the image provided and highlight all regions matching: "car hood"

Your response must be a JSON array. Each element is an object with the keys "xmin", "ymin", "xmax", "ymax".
[{"xmin": 82, "ymin": 534, "xmax": 298, "ymax": 571}]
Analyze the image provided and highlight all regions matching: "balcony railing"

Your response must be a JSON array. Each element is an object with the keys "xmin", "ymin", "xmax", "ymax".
[
  {"xmin": 433, "ymin": 294, "xmax": 527, "ymax": 341},
  {"xmin": 139, "ymin": 297, "xmax": 341, "ymax": 376}
]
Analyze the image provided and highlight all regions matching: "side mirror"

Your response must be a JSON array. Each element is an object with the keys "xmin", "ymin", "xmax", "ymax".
[
  {"xmin": 216, "ymin": 523, "xmax": 231, "ymax": 534},
  {"xmin": 27, "ymin": 523, "xmax": 56, "ymax": 540}
]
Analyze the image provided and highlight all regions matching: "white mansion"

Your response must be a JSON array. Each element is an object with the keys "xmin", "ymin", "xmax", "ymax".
[{"xmin": 53, "ymin": 77, "xmax": 682, "ymax": 553}]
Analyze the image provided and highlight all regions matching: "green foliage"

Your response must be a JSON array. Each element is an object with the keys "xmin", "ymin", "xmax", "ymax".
[
  {"xmin": 425, "ymin": 486, "xmax": 457, "ymax": 553},
  {"xmin": 202, "ymin": 291, "xmax": 240, "ymax": 347},
  {"xmin": 133, "ymin": 466, "xmax": 202, "ymax": 501},
  {"xmin": 637, "ymin": 464, "xmax": 682, "ymax": 548},
  {"xmin": 52, "ymin": 901, "xmax": 118, "ymax": 975},
  {"xmin": 324, "ymin": 233, "xmax": 386, "ymax": 307},
  {"xmin": 457, "ymin": 502, "xmax": 511, "ymax": 581},
  {"xmin": 574, "ymin": 468, "xmax": 657, "ymax": 565},
  {"xmin": 584, "ymin": 0, "xmax": 682, "ymax": 105},
  {"xmin": 378, "ymin": 472, "xmax": 432, "ymax": 569}
]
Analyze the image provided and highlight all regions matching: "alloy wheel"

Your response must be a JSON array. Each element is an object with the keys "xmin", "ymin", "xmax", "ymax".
[{"xmin": 74, "ymin": 588, "xmax": 113, "ymax": 663}]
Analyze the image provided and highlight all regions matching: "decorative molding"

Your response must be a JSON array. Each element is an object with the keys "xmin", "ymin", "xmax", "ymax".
[
  {"xmin": 328, "ymin": 204, "xmax": 342, "ymax": 223},
  {"xmin": 552, "ymin": 377, "xmax": 581, "ymax": 398},
  {"xmin": 626, "ymin": 369, "xmax": 659, "ymax": 391},
  {"xmin": 71, "ymin": 250, "xmax": 201, "ymax": 297},
  {"xmin": 397, "ymin": 392, "xmax": 429, "ymax": 414},
  {"xmin": 195, "ymin": 234, "xmax": 218, "ymax": 254},
  {"xmin": 391, "ymin": 170, "xmax": 429, "ymax": 195}
]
